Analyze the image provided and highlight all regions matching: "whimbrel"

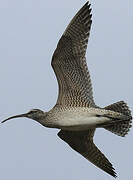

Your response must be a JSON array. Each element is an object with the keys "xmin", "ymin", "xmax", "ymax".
[{"xmin": 2, "ymin": 2, "xmax": 132, "ymax": 178}]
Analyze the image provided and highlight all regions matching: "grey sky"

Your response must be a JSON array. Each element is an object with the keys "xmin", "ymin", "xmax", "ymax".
[{"xmin": 0, "ymin": 0, "xmax": 133, "ymax": 179}]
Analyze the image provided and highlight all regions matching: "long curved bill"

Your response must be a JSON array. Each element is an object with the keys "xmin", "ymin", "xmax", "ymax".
[{"xmin": 1, "ymin": 113, "xmax": 27, "ymax": 123}]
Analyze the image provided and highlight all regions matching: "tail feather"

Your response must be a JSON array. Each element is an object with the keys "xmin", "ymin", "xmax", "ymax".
[{"xmin": 104, "ymin": 101, "xmax": 132, "ymax": 137}]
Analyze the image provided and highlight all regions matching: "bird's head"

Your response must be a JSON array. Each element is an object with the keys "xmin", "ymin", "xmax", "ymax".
[{"xmin": 1, "ymin": 109, "xmax": 47, "ymax": 123}]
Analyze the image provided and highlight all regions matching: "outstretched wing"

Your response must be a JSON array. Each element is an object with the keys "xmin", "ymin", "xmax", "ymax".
[
  {"xmin": 58, "ymin": 129, "xmax": 117, "ymax": 178},
  {"xmin": 52, "ymin": 2, "xmax": 95, "ymax": 107}
]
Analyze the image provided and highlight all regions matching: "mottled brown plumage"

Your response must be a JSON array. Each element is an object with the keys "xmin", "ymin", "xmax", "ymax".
[
  {"xmin": 58, "ymin": 129, "xmax": 117, "ymax": 177},
  {"xmin": 2, "ymin": 1, "xmax": 132, "ymax": 178},
  {"xmin": 51, "ymin": 2, "xmax": 131, "ymax": 177},
  {"xmin": 104, "ymin": 101, "xmax": 132, "ymax": 136},
  {"xmin": 52, "ymin": 2, "xmax": 94, "ymax": 107}
]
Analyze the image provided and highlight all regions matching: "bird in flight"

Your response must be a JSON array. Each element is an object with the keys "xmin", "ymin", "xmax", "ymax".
[{"xmin": 2, "ymin": 1, "xmax": 132, "ymax": 178}]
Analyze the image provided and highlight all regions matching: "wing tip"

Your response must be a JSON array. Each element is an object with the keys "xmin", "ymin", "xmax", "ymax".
[
  {"xmin": 111, "ymin": 171, "xmax": 117, "ymax": 178},
  {"xmin": 79, "ymin": 1, "xmax": 92, "ymax": 15},
  {"xmin": 109, "ymin": 167, "xmax": 117, "ymax": 178},
  {"xmin": 80, "ymin": 2, "xmax": 92, "ymax": 22}
]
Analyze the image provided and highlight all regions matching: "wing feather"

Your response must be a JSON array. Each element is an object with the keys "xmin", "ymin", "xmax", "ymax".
[
  {"xmin": 58, "ymin": 129, "xmax": 117, "ymax": 178},
  {"xmin": 52, "ymin": 2, "xmax": 95, "ymax": 107}
]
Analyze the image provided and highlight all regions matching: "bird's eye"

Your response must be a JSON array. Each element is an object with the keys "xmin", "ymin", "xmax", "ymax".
[
  {"xmin": 28, "ymin": 110, "xmax": 36, "ymax": 114},
  {"xmin": 28, "ymin": 109, "xmax": 39, "ymax": 114},
  {"xmin": 28, "ymin": 111, "xmax": 33, "ymax": 114}
]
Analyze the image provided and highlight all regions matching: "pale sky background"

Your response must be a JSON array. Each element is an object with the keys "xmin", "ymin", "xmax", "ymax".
[{"xmin": 0, "ymin": 0, "xmax": 133, "ymax": 179}]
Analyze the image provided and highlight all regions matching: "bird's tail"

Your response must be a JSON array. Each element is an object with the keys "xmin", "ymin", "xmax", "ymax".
[{"xmin": 104, "ymin": 101, "xmax": 132, "ymax": 137}]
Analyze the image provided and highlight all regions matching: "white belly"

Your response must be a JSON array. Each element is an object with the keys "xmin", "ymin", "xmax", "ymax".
[{"xmin": 45, "ymin": 107, "xmax": 110, "ymax": 131}]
